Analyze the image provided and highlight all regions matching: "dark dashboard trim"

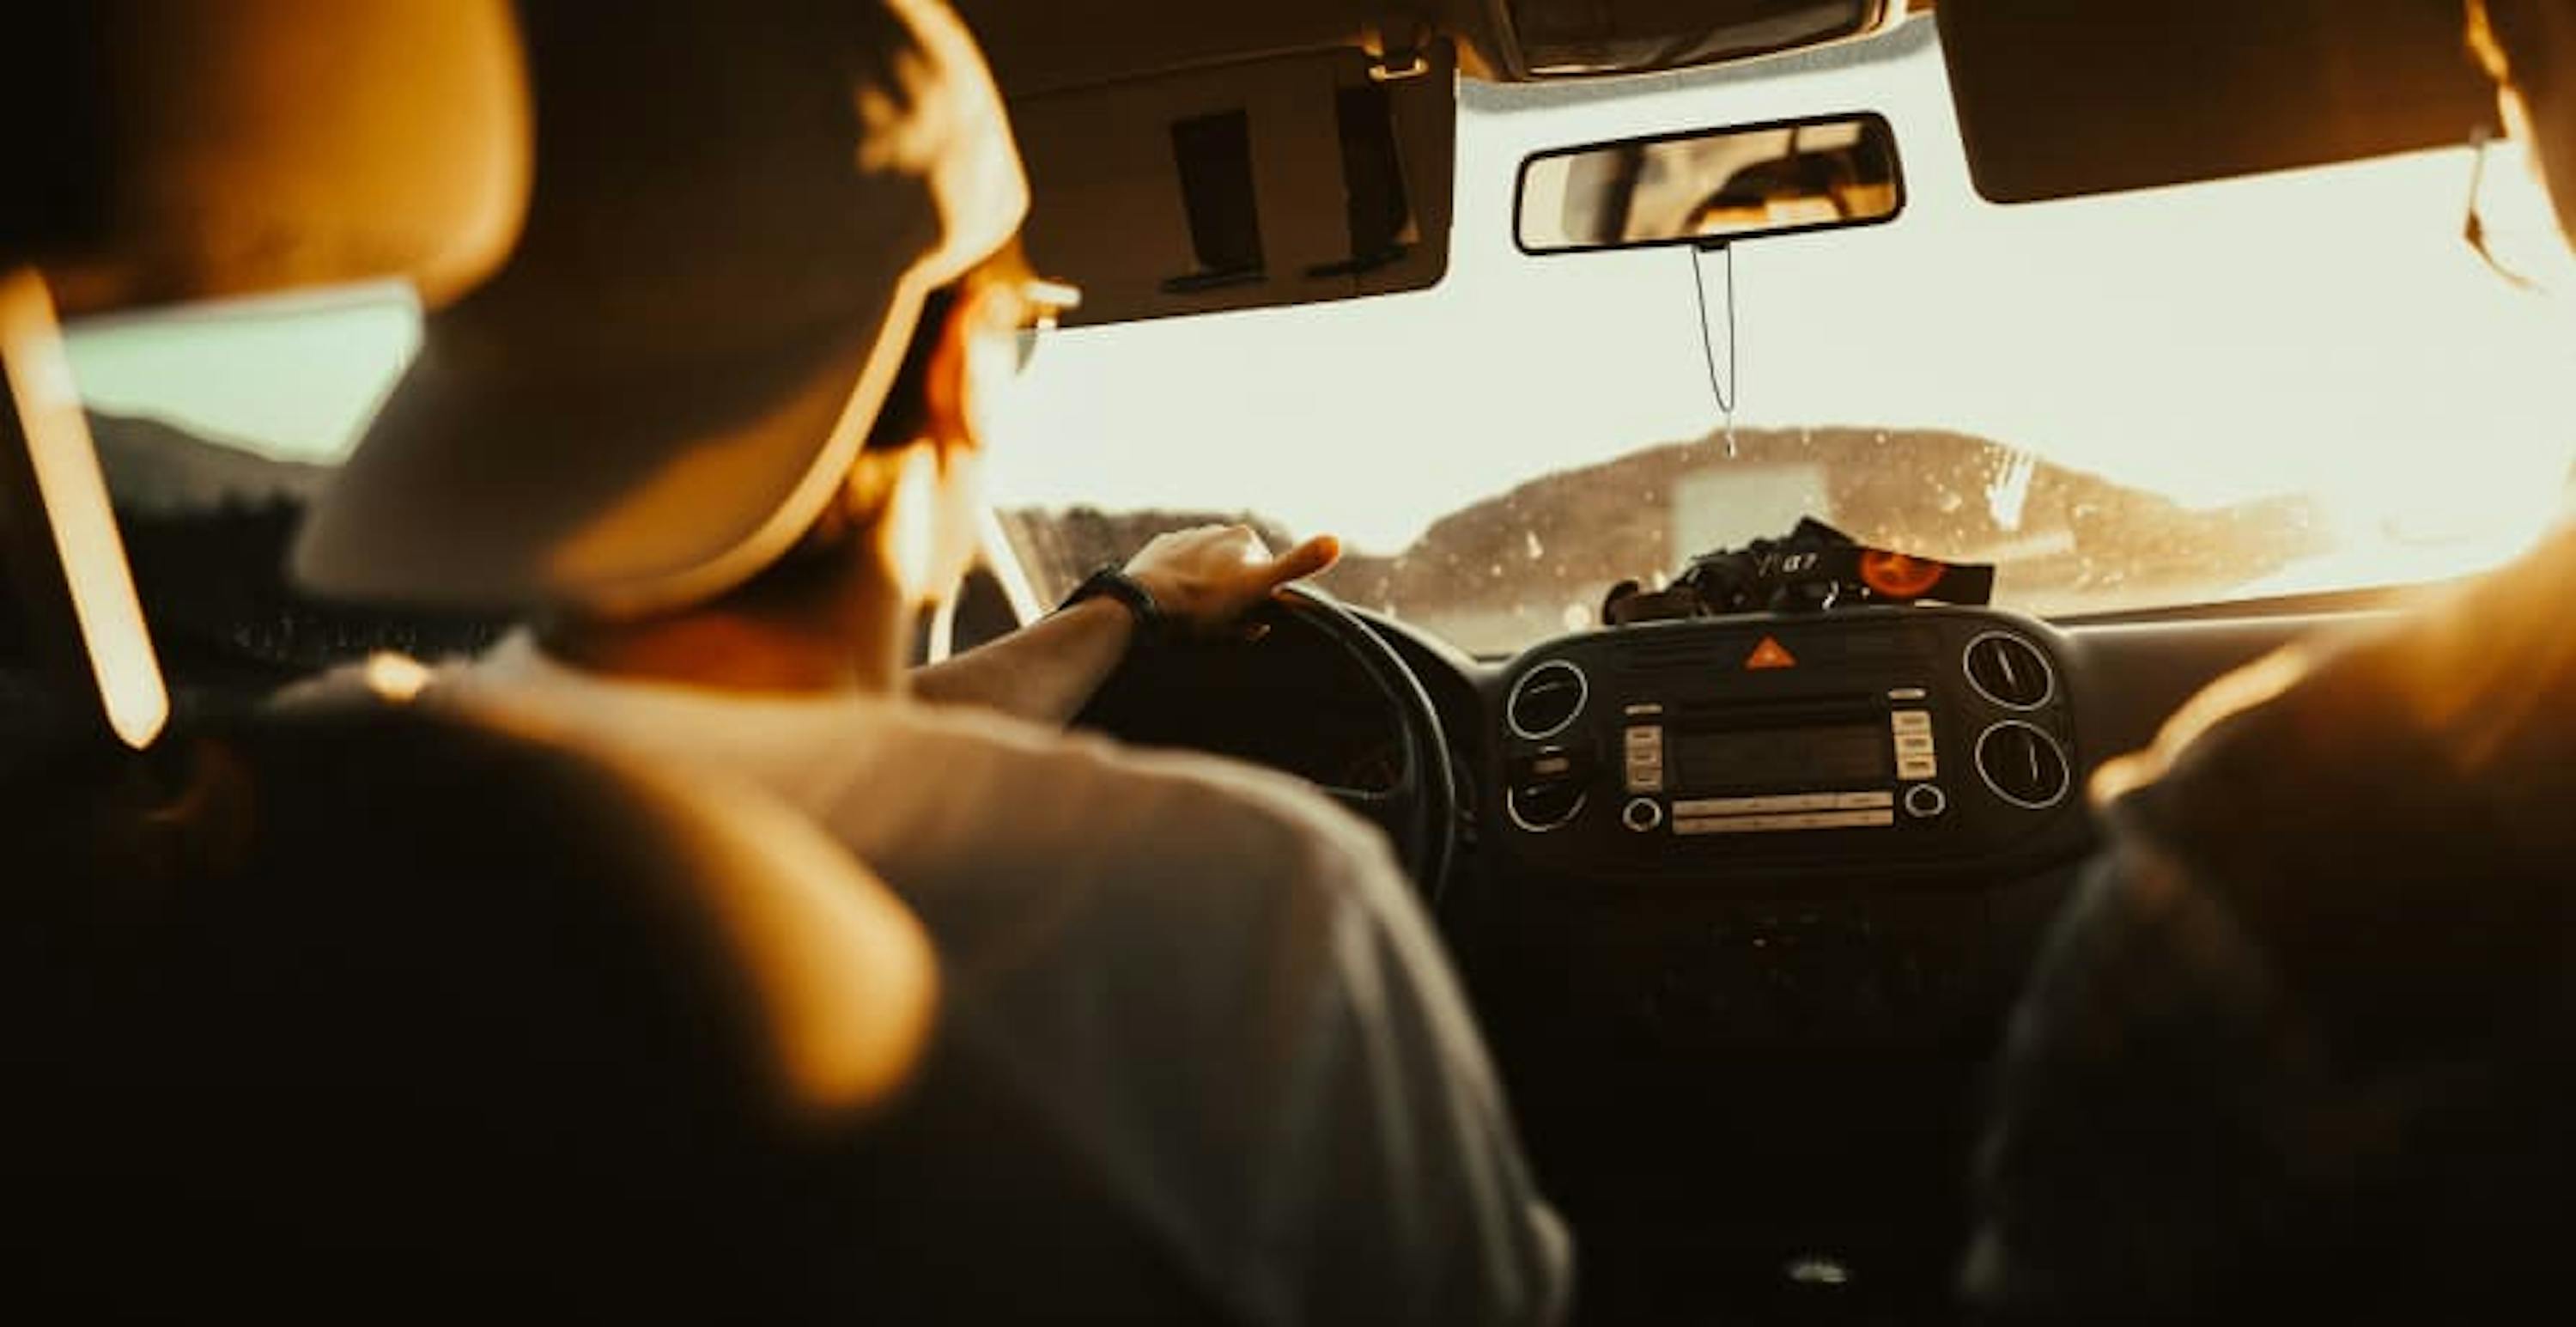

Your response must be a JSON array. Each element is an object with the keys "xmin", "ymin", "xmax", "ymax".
[
  {"xmin": 1358, "ymin": 595, "xmax": 2414, "ymax": 904},
  {"xmin": 1427, "ymin": 581, "xmax": 2445, "ymax": 667}
]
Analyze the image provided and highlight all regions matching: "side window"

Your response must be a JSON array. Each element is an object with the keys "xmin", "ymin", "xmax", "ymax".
[{"xmin": 64, "ymin": 287, "xmax": 501, "ymax": 685}]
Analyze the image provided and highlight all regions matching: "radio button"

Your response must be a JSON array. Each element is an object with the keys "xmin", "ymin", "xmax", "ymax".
[
  {"xmin": 1835, "ymin": 791, "xmax": 1896, "ymax": 811},
  {"xmin": 1625, "ymin": 741, "xmax": 1664, "ymax": 791},
  {"xmin": 1894, "ymin": 733, "xmax": 1937, "ymax": 757},
  {"xmin": 1891, "ymin": 710, "xmax": 1934, "ymax": 734},
  {"xmin": 1625, "ymin": 725, "xmax": 1665, "ymax": 751},
  {"xmin": 1889, "ymin": 687, "xmax": 1930, "ymax": 703},
  {"xmin": 1622, "ymin": 799, "xmax": 1665, "ymax": 833},
  {"xmin": 1899, "ymin": 755, "xmax": 1940, "ymax": 781},
  {"xmin": 1904, "ymin": 784, "xmax": 1949, "ymax": 820}
]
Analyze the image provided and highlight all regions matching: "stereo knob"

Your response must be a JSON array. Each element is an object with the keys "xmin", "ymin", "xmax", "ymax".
[
  {"xmin": 1622, "ymin": 798, "xmax": 1665, "ymax": 833},
  {"xmin": 1903, "ymin": 783, "xmax": 1948, "ymax": 820}
]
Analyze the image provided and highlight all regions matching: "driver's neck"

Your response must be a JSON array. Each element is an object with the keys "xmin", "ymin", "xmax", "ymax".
[{"xmin": 535, "ymin": 554, "xmax": 915, "ymax": 699}]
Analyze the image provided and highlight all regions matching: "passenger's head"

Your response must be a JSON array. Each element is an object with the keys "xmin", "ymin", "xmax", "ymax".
[
  {"xmin": 2471, "ymin": 0, "xmax": 2576, "ymax": 240},
  {"xmin": 292, "ymin": 0, "xmax": 1038, "ymax": 625}
]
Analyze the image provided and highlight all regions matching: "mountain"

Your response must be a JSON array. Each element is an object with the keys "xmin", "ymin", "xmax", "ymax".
[
  {"xmin": 1004, "ymin": 425, "xmax": 2332, "ymax": 651},
  {"xmin": 23, "ymin": 412, "xmax": 495, "ymax": 680},
  {"xmin": 30, "ymin": 411, "xmax": 2334, "ymax": 670},
  {"xmin": 86, "ymin": 411, "xmax": 332, "ymax": 514}
]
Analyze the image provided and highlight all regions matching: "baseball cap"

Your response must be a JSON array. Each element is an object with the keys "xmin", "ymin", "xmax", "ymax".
[{"xmin": 292, "ymin": 0, "xmax": 1030, "ymax": 616}]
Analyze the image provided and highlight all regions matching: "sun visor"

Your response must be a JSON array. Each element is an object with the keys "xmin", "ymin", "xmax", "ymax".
[
  {"xmin": 1010, "ymin": 41, "xmax": 1457, "ymax": 327},
  {"xmin": 1937, "ymin": 0, "xmax": 2499, "ymax": 204}
]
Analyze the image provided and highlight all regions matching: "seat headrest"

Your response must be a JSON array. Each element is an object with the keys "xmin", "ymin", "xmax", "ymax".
[
  {"xmin": 0, "ymin": 703, "xmax": 939, "ymax": 1315},
  {"xmin": 4, "ymin": 0, "xmax": 530, "ymax": 315}
]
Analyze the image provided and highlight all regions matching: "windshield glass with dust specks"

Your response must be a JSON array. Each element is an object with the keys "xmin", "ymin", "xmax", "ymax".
[{"xmin": 981, "ymin": 20, "xmax": 2576, "ymax": 654}]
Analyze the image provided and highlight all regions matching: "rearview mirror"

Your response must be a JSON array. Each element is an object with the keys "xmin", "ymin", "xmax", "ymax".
[{"xmin": 1516, "ymin": 113, "xmax": 1905, "ymax": 255}]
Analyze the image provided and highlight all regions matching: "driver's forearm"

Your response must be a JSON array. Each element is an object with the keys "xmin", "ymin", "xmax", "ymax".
[{"xmin": 909, "ymin": 598, "xmax": 1134, "ymax": 726}]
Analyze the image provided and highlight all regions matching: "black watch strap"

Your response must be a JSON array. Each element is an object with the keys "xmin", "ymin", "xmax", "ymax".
[{"xmin": 1060, "ymin": 566, "xmax": 1165, "ymax": 641}]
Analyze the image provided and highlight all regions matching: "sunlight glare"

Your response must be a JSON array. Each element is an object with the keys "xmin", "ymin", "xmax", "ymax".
[
  {"xmin": 991, "ymin": 21, "xmax": 2576, "ymax": 605},
  {"xmin": 2, "ymin": 270, "xmax": 171, "ymax": 751}
]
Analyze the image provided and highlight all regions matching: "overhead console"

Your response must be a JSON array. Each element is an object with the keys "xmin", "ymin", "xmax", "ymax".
[
  {"xmin": 949, "ymin": 0, "xmax": 1947, "ymax": 330},
  {"xmin": 1492, "ymin": 607, "xmax": 2088, "ymax": 884},
  {"xmin": 1480, "ymin": 0, "xmax": 1901, "ymax": 80}
]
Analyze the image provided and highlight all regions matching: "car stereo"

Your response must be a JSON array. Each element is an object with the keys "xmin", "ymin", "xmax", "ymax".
[{"xmin": 1495, "ymin": 608, "xmax": 2080, "ymax": 874}]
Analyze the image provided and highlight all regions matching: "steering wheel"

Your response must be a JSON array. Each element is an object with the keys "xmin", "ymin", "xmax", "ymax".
[
  {"xmin": 1262, "ymin": 586, "xmax": 1458, "ymax": 897},
  {"xmin": 1072, "ymin": 584, "xmax": 1458, "ymax": 896}
]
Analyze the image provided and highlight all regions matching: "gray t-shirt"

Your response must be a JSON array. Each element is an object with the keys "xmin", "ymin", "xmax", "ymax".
[{"xmin": 396, "ymin": 633, "xmax": 1571, "ymax": 1326}]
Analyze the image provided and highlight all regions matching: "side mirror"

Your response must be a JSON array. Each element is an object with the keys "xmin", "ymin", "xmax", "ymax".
[{"xmin": 1516, "ymin": 113, "xmax": 1905, "ymax": 255}]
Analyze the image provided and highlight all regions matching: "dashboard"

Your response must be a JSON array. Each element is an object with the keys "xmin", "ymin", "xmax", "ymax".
[
  {"xmin": 1409, "ymin": 601, "xmax": 2287, "ymax": 1322},
  {"xmin": 1440, "ymin": 608, "xmax": 2100, "ymax": 1107},
  {"xmin": 1083, "ymin": 602, "xmax": 2109, "ymax": 1056},
  {"xmin": 1489, "ymin": 608, "xmax": 2091, "ymax": 885},
  {"xmin": 1083, "ymin": 594, "xmax": 2323, "ymax": 1322}
]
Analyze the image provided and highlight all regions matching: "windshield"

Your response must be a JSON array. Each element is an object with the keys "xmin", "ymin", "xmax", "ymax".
[
  {"xmin": 985, "ymin": 21, "xmax": 2576, "ymax": 654},
  {"xmin": 61, "ymin": 21, "xmax": 2576, "ymax": 660}
]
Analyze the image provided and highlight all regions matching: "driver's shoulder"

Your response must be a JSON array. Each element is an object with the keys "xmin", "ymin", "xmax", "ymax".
[{"xmin": 839, "ymin": 697, "xmax": 1399, "ymax": 910}]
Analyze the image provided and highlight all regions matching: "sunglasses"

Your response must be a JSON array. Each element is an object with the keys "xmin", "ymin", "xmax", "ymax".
[
  {"xmin": 2465, "ymin": 125, "xmax": 2547, "ymax": 294},
  {"xmin": 995, "ymin": 276, "xmax": 1083, "ymax": 373}
]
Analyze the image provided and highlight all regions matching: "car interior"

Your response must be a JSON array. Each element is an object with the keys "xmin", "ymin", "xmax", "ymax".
[{"xmin": 3, "ymin": 0, "xmax": 2557, "ymax": 1322}]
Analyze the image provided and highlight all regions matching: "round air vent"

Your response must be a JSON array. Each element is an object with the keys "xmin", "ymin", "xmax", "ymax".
[
  {"xmin": 1976, "ymin": 721, "xmax": 2073, "ymax": 810},
  {"xmin": 1964, "ymin": 632, "xmax": 2056, "ymax": 710},
  {"xmin": 1506, "ymin": 660, "xmax": 1589, "ymax": 740},
  {"xmin": 1506, "ymin": 781, "xmax": 1588, "ymax": 834}
]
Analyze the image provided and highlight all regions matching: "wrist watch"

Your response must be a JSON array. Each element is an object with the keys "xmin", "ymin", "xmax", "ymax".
[{"xmin": 1060, "ymin": 565, "xmax": 1166, "ymax": 642}]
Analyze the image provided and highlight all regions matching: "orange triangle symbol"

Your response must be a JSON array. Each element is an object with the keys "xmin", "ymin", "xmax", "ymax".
[{"xmin": 1745, "ymin": 636, "xmax": 1798, "ymax": 671}]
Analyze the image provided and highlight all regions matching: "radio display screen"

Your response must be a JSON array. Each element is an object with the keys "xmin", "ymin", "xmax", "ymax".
[{"xmin": 1674, "ymin": 724, "xmax": 1889, "ymax": 789}]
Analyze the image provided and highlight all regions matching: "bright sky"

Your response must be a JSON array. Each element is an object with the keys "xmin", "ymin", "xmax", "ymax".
[
  {"xmin": 982, "ymin": 19, "xmax": 2576, "ymax": 557},
  {"xmin": 64, "ymin": 17, "xmax": 2576, "ymax": 575}
]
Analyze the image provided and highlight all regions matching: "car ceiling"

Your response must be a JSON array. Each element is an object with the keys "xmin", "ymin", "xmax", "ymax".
[
  {"xmin": 963, "ymin": 0, "xmax": 2498, "ymax": 201},
  {"xmin": 960, "ymin": 2, "xmax": 1494, "ymax": 94},
  {"xmin": 960, "ymin": 2, "xmax": 1940, "ymax": 92}
]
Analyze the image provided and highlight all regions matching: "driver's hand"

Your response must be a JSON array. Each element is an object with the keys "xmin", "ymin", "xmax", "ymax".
[{"xmin": 1123, "ymin": 524, "xmax": 1342, "ymax": 635}]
